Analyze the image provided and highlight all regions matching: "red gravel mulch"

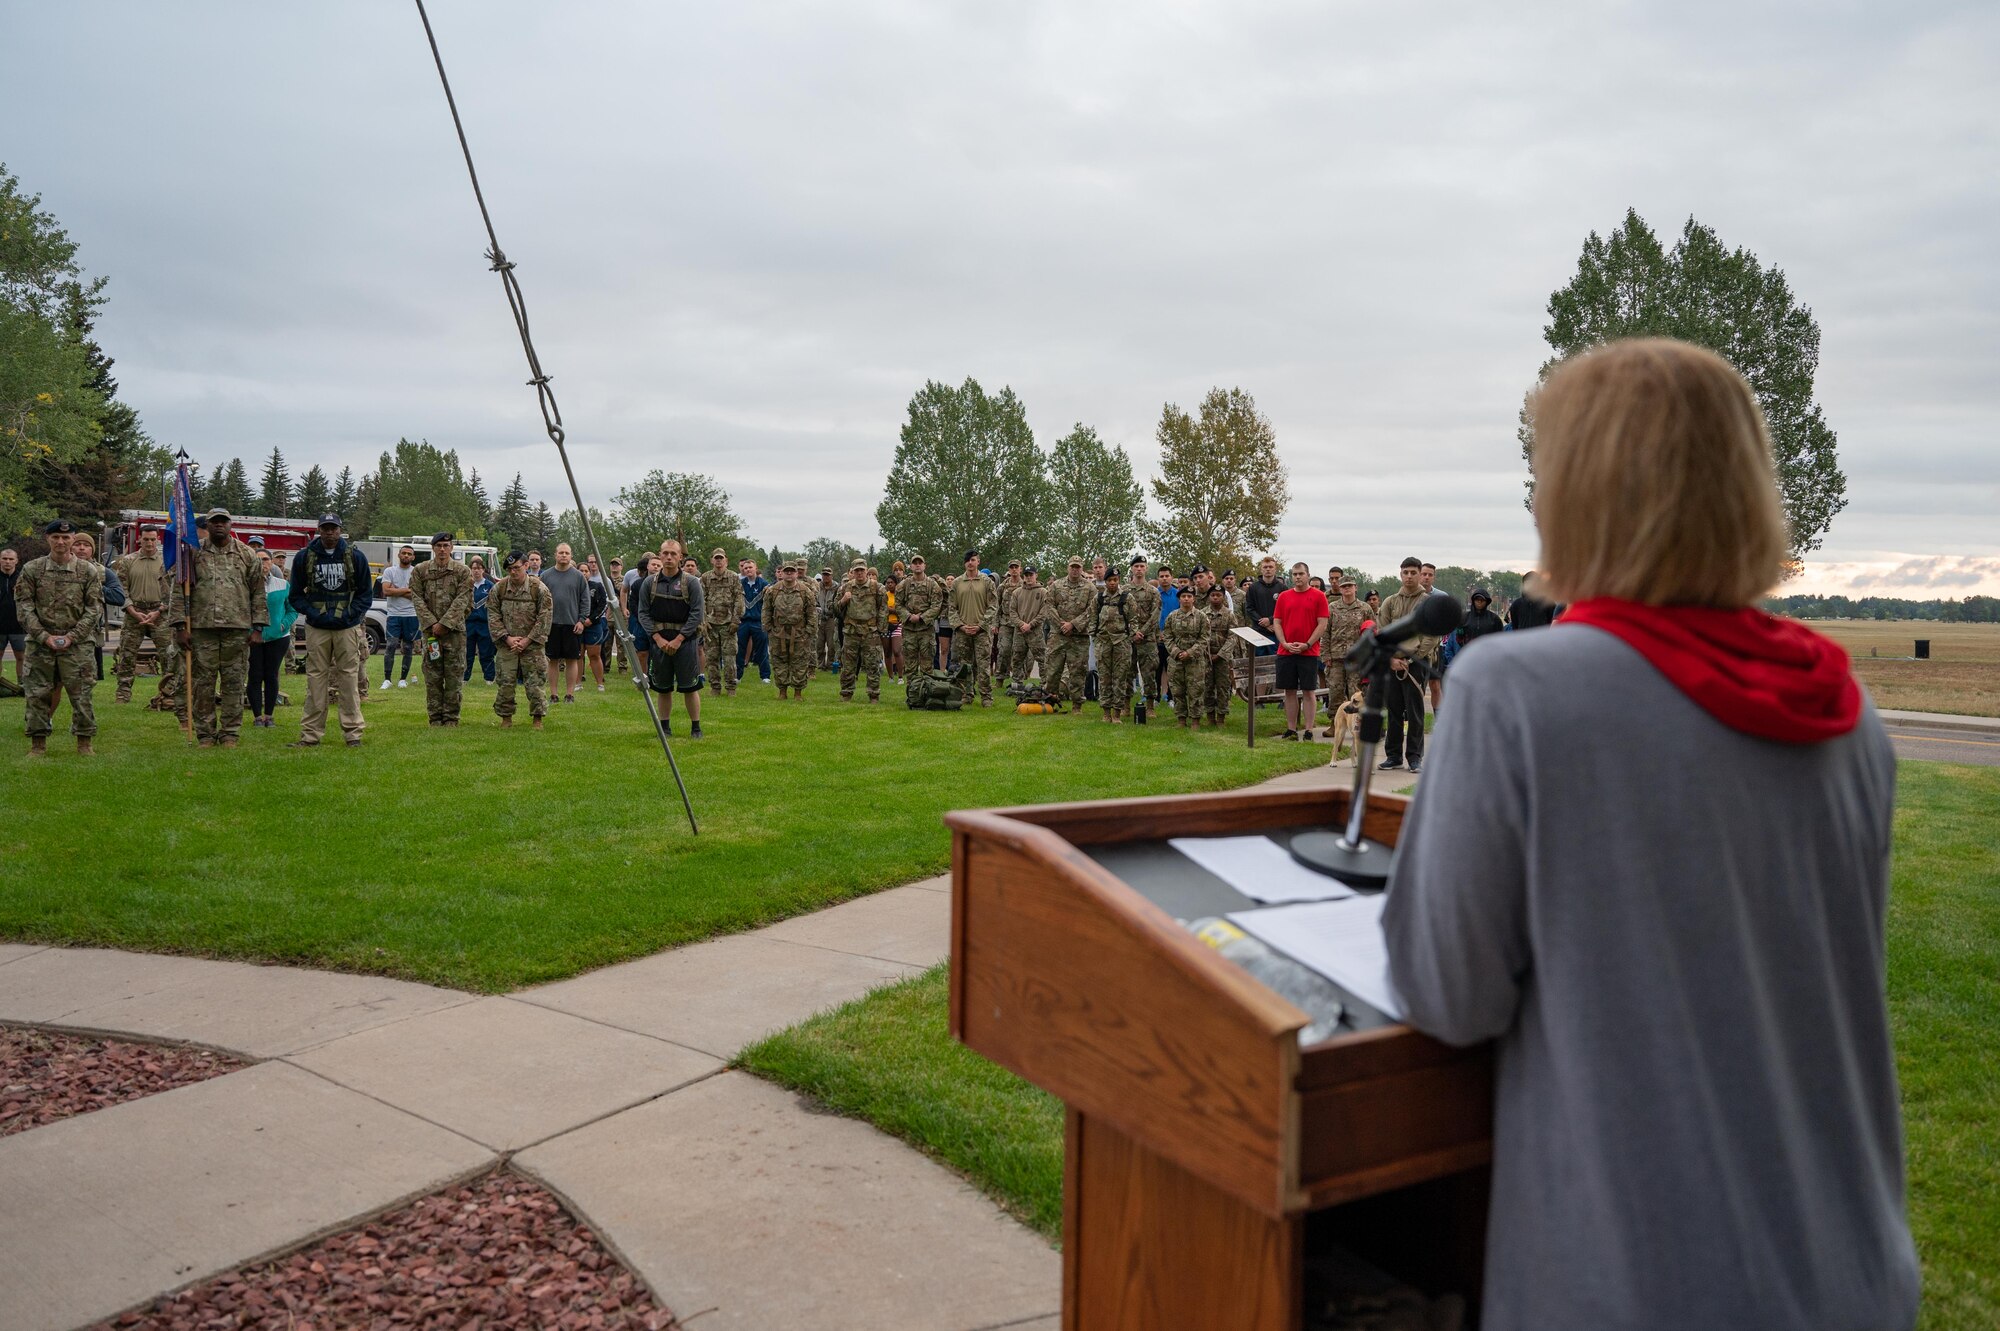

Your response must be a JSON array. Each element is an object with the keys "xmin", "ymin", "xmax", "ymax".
[
  {"xmin": 1, "ymin": 1025, "xmax": 247, "ymax": 1138},
  {"xmin": 95, "ymin": 1171, "xmax": 678, "ymax": 1330}
]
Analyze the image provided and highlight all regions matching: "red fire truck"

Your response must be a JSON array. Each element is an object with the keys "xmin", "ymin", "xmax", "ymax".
[{"xmin": 106, "ymin": 509, "xmax": 323, "ymax": 562}]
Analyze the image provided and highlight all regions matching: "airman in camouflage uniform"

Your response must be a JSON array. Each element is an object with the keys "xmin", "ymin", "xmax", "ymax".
[
  {"xmin": 896, "ymin": 556, "xmax": 944, "ymax": 677},
  {"xmin": 1202, "ymin": 585, "xmax": 1239, "ymax": 725},
  {"xmin": 411, "ymin": 533, "xmax": 475, "ymax": 725},
  {"xmin": 1162, "ymin": 595, "xmax": 1210, "ymax": 729},
  {"xmin": 1091, "ymin": 569, "xmax": 1137, "ymax": 722},
  {"xmin": 995, "ymin": 563, "xmax": 1022, "ymax": 683},
  {"xmin": 1007, "ymin": 568, "xmax": 1048, "ymax": 682},
  {"xmin": 764, "ymin": 562, "xmax": 817, "ymax": 698},
  {"xmin": 488, "ymin": 552, "xmax": 554, "ymax": 727},
  {"xmin": 836, "ymin": 560, "xmax": 888, "ymax": 701},
  {"xmin": 944, "ymin": 551, "xmax": 1000, "ymax": 706},
  {"xmin": 111, "ymin": 528, "xmax": 177, "ymax": 707},
  {"xmin": 815, "ymin": 570, "xmax": 840, "ymax": 668},
  {"xmin": 168, "ymin": 509, "xmax": 266, "ymax": 748},
  {"xmin": 699, "ymin": 548, "xmax": 747, "ymax": 696},
  {"xmin": 1123, "ymin": 557, "xmax": 1162, "ymax": 712},
  {"xmin": 16, "ymin": 519, "xmax": 104, "ymax": 755},
  {"xmin": 1321, "ymin": 578, "xmax": 1369, "ymax": 712},
  {"xmin": 1043, "ymin": 556, "xmax": 1098, "ymax": 713}
]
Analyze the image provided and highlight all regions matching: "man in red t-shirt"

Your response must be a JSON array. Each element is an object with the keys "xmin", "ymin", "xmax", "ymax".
[{"xmin": 1272, "ymin": 561, "xmax": 1330, "ymax": 741}]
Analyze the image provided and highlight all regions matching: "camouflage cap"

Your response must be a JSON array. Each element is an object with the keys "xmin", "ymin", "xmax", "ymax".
[
  {"xmin": 711, "ymin": 547, "xmax": 728, "ymax": 558},
  {"xmin": 1067, "ymin": 555, "xmax": 1084, "ymax": 566},
  {"xmin": 850, "ymin": 558, "xmax": 867, "ymax": 570},
  {"xmin": 206, "ymin": 507, "xmax": 231, "ymax": 521}
]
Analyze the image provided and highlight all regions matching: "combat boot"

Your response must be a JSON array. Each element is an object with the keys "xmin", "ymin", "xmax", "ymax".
[
  {"xmin": 77, "ymin": 738, "xmax": 95, "ymax": 756},
  {"xmin": 532, "ymin": 716, "xmax": 544, "ymax": 731},
  {"xmin": 219, "ymin": 736, "xmax": 239, "ymax": 749},
  {"xmin": 28, "ymin": 736, "xmax": 47, "ymax": 757},
  {"xmin": 497, "ymin": 716, "xmax": 513, "ymax": 728},
  {"xmin": 777, "ymin": 686, "xmax": 789, "ymax": 699}
]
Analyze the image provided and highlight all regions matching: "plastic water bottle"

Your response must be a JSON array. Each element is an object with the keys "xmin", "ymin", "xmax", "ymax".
[{"xmin": 1187, "ymin": 917, "xmax": 1345, "ymax": 1044}]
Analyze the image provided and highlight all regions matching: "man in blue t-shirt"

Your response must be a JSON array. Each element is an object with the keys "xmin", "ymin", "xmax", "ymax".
[
  {"xmin": 735, "ymin": 558, "xmax": 771, "ymax": 684},
  {"xmin": 1154, "ymin": 565, "xmax": 1179, "ymax": 704}
]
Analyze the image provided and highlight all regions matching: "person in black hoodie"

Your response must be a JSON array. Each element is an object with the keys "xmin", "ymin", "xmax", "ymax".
[
  {"xmin": 1458, "ymin": 588, "xmax": 1506, "ymax": 649},
  {"xmin": 286, "ymin": 514, "xmax": 373, "ymax": 747}
]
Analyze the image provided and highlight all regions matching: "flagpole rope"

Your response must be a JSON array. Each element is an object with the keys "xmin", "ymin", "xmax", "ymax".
[{"xmin": 411, "ymin": 0, "xmax": 697, "ymax": 834}]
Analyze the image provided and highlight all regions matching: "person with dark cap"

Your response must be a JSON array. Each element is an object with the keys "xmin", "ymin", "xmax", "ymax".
[
  {"xmin": 15, "ymin": 519, "xmax": 104, "ymax": 755},
  {"xmin": 944, "ymin": 549, "xmax": 999, "ymax": 706},
  {"xmin": 169, "ymin": 508, "xmax": 266, "ymax": 748},
  {"xmin": 489, "ymin": 550, "xmax": 554, "ymax": 729},
  {"xmin": 287, "ymin": 514, "xmax": 372, "ymax": 747},
  {"xmin": 410, "ymin": 532, "xmax": 475, "ymax": 726},
  {"xmin": 636, "ymin": 538, "xmax": 706, "ymax": 737}
]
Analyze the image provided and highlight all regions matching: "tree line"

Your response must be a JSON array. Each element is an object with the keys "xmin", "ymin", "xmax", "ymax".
[{"xmin": 1767, "ymin": 594, "xmax": 2000, "ymax": 623}]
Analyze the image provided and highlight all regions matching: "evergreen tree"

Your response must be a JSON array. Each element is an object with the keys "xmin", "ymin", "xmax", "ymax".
[
  {"xmin": 212, "ymin": 457, "xmax": 254, "ymax": 516},
  {"xmin": 531, "ymin": 501, "xmax": 555, "ymax": 552},
  {"xmin": 1521, "ymin": 209, "xmax": 1847, "ymax": 559},
  {"xmin": 256, "ymin": 446, "xmax": 292, "ymax": 516},
  {"xmin": 468, "ymin": 467, "xmax": 491, "ymax": 525},
  {"xmin": 874, "ymin": 378, "xmax": 1047, "ymax": 569},
  {"xmin": 1043, "ymin": 423, "xmax": 1144, "ymax": 568},
  {"xmin": 330, "ymin": 465, "xmax": 356, "ymax": 517},
  {"xmin": 294, "ymin": 464, "xmax": 332, "ymax": 518},
  {"xmin": 1140, "ymin": 388, "xmax": 1287, "ymax": 574},
  {"xmin": 351, "ymin": 472, "xmax": 379, "ymax": 537}
]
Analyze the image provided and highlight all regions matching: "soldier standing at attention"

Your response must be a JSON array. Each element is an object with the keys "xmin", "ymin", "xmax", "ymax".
[
  {"xmin": 111, "ymin": 526, "xmax": 175, "ymax": 707},
  {"xmin": 410, "ymin": 533, "xmax": 475, "ymax": 726},
  {"xmin": 169, "ymin": 508, "xmax": 265, "ymax": 749},
  {"xmin": 1092, "ymin": 567, "xmax": 1136, "ymax": 723},
  {"xmin": 897, "ymin": 554, "xmax": 943, "ymax": 677},
  {"xmin": 636, "ymin": 539, "xmax": 706, "ymax": 738},
  {"xmin": 815, "ymin": 568, "xmax": 840, "ymax": 669},
  {"xmin": 944, "ymin": 550, "xmax": 1000, "ymax": 707},
  {"xmin": 1043, "ymin": 555, "xmax": 1098, "ymax": 715},
  {"xmin": 1162, "ymin": 587, "xmax": 1209, "ymax": 729},
  {"xmin": 16, "ymin": 518, "xmax": 103, "ymax": 756},
  {"xmin": 1321, "ymin": 576, "xmax": 1369, "ymax": 713},
  {"xmin": 489, "ymin": 551, "xmax": 554, "ymax": 730},
  {"xmin": 836, "ymin": 559, "xmax": 887, "ymax": 702},
  {"xmin": 764, "ymin": 562, "xmax": 817, "ymax": 699},
  {"xmin": 994, "ymin": 561, "xmax": 1022, "ymax": 685},
  {"xmin": 1124, "ymin": 556, "xmax": 1161, "ymax": 714},
  {"xmin": 1201, "ymin": 582, "xmax": 1238, "ymax": 728},
  {"xmin": 1008, "ymin": 566, "xmax": 1048, "ymax": 683},
  {"xmin": 699, "ymin": 548, "xmax": 746, "ymax": 697}
]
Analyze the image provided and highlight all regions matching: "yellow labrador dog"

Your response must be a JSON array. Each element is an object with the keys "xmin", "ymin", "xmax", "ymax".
[{"xmin": 1325, "ymin": 688, "xmax": 1364, "ymax": 757}]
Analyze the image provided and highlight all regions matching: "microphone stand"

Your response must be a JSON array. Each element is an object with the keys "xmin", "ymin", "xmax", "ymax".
[{"xmin": 1290, "ymin": 631, "xmax": 1401, "ymax": 888}]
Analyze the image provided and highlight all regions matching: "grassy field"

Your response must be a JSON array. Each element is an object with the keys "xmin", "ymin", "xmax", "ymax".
[
  {"xmin": 0, "ymin": 673, "xmax": 1323, "ymax": 992},
  {"xmin": 745, "ymin": 763, "xmax": 2000, "ymax": 1328},
  {"xmin": 1811, "ymin": 621, "xmax": 2000, "ymax": 717}
]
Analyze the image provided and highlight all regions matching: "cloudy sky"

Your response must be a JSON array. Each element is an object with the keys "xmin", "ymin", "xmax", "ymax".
[{"xmin": 9, "ymin": 1, "xmax": 1997, "ymax": 592}]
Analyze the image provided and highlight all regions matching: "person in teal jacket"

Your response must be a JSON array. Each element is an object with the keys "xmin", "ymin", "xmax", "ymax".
[{"xmin": 248, "ymin": 550, "xmax": 299, "ymax": 728}]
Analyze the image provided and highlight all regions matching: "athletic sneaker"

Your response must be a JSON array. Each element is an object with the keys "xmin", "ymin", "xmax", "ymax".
[
  {"xmin": 564, "ymin": 694, "xmax": 575, "ymax": 703},
  {"xmin": 1408, "ymin": 760, "xmax": 1422, "ymax": 775},
  {"xmin": 597, "ymin": 684, "xmax": 605, "ymax": 692},
  {"xmin": 1282, "ymin": 729, "xmax": 1299, "ymax": 741},
  {"xmin": 1301, "ymin": 730, "xmax": 1314, "ymax": 741},
  {"xmin": 397, "ymin": 679, "xmax": 409, "ymax": 688},
  {"xmin": 1378, "ymin": 758, "xmax": 1404, "ymax": 770}
]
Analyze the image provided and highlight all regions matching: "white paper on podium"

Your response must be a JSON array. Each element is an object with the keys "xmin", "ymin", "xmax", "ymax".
[
  {"xmin": 1167, "ymin": 835, "xmax": 1355, "ymax": 905},
  {"xmin": 1228, "ymin": 896, "xmax": 1405, "ymax": 1019}
]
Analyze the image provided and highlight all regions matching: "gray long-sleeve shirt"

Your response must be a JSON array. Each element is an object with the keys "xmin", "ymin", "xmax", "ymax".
[{"xmin": 1383, "ymin": 625, "xmax": 1918, "ymax": 1331}]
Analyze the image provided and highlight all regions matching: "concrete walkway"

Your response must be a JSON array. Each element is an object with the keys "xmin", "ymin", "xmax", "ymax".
[{"xmin": 0, "ymin": 760, "xmax": 1356, "ymax": 1331}]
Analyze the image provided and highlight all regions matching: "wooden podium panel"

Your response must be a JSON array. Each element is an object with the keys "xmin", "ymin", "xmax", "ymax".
[{"xmin": 946, "ymin": 785, "xmax": 1493, "ymax": 1330}]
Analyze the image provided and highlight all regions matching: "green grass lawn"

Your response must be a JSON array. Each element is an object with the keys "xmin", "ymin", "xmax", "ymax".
[
  {"xmin": 743, "ymin": 763, "xmax": 2000, "ymax": 1329},
  {"xmin": 0, "ymin": 671, "xmax": 1322, "ymax": 992}
]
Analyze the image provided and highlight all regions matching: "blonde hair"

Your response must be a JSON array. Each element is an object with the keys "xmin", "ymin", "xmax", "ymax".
[{"xmin": 1530, "ymin": 338, "xmax": 1787, "ymax": 608}]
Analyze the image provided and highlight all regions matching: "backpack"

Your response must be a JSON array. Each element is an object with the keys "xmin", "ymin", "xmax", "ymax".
[{"xmin": 906, "ymin": 661, "xmax": 973, "ymax": 711}]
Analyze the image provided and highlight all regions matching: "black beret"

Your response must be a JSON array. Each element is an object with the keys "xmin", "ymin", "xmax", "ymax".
[{"xmin": 44, "ymin": 518, "xmax": 77, "ymax": 534}]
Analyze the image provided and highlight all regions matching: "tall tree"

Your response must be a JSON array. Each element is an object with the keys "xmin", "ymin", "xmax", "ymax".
[
  {"xmin": 802, "ymin": 536, "xmax": 862, "ymax": 577},
  {"xmin": 1520, "ymin": 209, "xmax": 1847, "ymax": 559},
  {"xmin": 467, "ymin": 467, "xmax": 491, "ymax": 526},
  {"xmin": 489, "ymin": 472, "xmax": 531, "ymax": 552},
  {"xmin": 1043, "ymin": 423, "xmax": 1144, "ymax": 567},
  {"xmin": 256, "ymin": 446, "xmax": 292, "ymax": 516},
  {"xmin": 211, "ymin": 457, "xmax": 254, "ymax": 516},
  {"xmin": 350, "ymin": 472, "xmax": 379, "ymax": 537},
  {"xmin": 595, "ymin": 469, "xmax": 744, "ymax": 558},
  {"xmin": 294, "ymin": 464, "xmax": 332, "ymax": 517},
  {"xmin": 330, "ymin": 465, "xmax": 357, "ymax": 517},
  {"xmin": 530, "ymin": 502, "xmax": 555, "ymax": 551},
  {"xmin": 368, "ymin": 438, "xmax": 485, "ymax": 538},
  {"xmin": 875, "ymin": 378, "xmax": 1047, "ymax": 569},
  {"xmin": 1140, "ymin": 387, "xmax": 1287, "ymax": 574}
]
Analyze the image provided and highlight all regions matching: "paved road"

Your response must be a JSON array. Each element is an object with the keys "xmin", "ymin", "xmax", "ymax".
[{"xmin": 1885, "ymin": 722, "xmax": 2000, "ymax": 766}]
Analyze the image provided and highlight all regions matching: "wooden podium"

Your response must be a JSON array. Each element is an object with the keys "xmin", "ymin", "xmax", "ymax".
[{"xmin": 946, "ymin": 784, "xmax": 1493, "ymax": 1330}]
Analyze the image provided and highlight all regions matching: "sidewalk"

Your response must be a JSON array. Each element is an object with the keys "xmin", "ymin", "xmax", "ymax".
[
  {"xmin": 0, "ymin": 760, "xmax": 1355, "ymax": 1331},
  {"xmin": 1877, "ymin": 707, "xmax": 2000, "ymax": 734}
]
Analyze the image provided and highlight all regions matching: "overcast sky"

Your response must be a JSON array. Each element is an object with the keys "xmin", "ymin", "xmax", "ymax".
[{"xmin": 9, "ymin": 1, "xmax": 1997, "ymax": 592}]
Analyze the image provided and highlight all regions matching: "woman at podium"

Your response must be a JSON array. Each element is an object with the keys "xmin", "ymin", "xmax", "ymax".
[{"xmin": 1383, "ymin": 339, "xmax": 1919, "ymax": 1331}]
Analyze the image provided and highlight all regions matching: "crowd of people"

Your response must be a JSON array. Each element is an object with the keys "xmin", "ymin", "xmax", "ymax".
[{"xmin": 7, "ymin": 505, "xmax": 1558, "ymax": 757}]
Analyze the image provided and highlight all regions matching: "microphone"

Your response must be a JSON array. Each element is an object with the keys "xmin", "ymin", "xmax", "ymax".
[{"xmin": 1369, "ymin": 593, "xmax": 1465, "ymax": 650}]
